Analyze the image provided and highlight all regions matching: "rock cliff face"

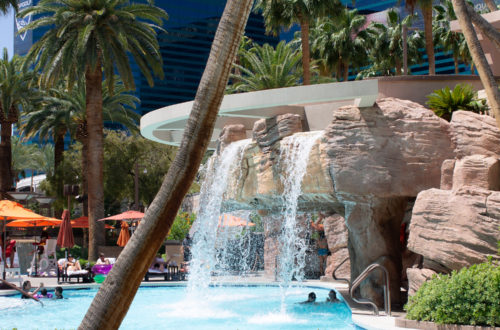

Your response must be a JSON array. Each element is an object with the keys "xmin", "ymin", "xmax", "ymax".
[
  {"xmin": 407, "ymin": 111, "xmax": 500, "ymax": 293},
  {"xmin": 214, "ymin": 100, "xmax": 499, "ymax": 307}
]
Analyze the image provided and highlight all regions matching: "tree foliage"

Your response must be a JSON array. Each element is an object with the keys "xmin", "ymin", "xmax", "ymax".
[
  {"xmin": 426, "ymin": 84, "xmax": 487, "ymax": 120},
  {"xmin": 167, "ymin": 212, "xmax": 195, "ymax": 241}
]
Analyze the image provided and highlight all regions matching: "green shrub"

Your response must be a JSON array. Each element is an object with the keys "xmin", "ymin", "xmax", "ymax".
[
  {"xmin": 167, "ymin": 212, "xmax": 195, "ymax": 241},
  {"xmin": 426, "ymin": 84, "xmax": 487, "ymax": 121},
  {"xmin": 56, "ymin": 244, "xmax": 88, "ymax": 260},
  {"xmin": 405, "ymin": 261, "xmax": 500, "ymax": 326}
]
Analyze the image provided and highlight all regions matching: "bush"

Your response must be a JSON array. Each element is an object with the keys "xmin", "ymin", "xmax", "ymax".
[
  {"xmin": 426, "ymin": 84, "xmax": 487, "ymax": 121},
  {"xmin": 167, "ymin": 212, "xmax": 195, "ymax": 241},
  {"xmin": 405, "ymin": 261, "xmax": 500, "ymax": 326},
  {"xmin": 56, "ymin": 244, "xmax": 88, "ymax": 260}
]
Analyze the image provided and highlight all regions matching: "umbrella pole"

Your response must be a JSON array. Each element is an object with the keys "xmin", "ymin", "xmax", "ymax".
[{"xmin": 2, "ymin": 217, "xmax": 6, "ymax": 280}]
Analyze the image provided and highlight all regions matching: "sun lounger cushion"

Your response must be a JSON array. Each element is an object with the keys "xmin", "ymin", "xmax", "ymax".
[{"xmin": 67, "ymin": 269, "xmax": 88, "ymax": 276}]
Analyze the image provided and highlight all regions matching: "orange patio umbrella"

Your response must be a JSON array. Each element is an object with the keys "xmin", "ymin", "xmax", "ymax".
[
  {"xmin": 57, "ymin": 209, "xmax": 74, "ymax": 250},
  {"xmin": 218, "ymin": 214, "xmax": 255, "ymax": 227},
  {"xmin": 116, "ymin": 221, "xmax": 130, "ymax": 247},
  {"xmin": 0, "ymin": 200, "xmax": 58, "ymax": 279},
  {"xmin": 7, "ymin": 219, "xmax": 62, "ymax": 228},
  {"xmin": 99, "ymin": 210, "xmax": 144, "ymax": 221}
]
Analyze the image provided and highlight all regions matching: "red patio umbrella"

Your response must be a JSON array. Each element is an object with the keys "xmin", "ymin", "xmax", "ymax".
[
  {"xmin": 116, "ymin": 221, "xmax": 130, "ymax": 247},
  {"xmin": 57, "ymin": 209, "xmax": 74, "ymax": 250},
  {"xmin": 69, "ymin": 216, "xmax": 113, "ymax": 229}
]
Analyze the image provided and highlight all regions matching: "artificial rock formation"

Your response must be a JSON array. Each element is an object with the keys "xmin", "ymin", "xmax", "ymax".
[
  {"xmin": 323, "ymin": 214, "xmax": 350, "ymax": 279},
  {"xmin": 218, "ymin": 97, "xmax": 456, "ymax": 307},
  {"xmin": 407, "ymin": 110, "xmax": 500, "ymax": 293}
]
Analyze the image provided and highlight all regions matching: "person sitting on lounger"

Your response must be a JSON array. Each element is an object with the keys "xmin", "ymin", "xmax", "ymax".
[
  {"xmin": 326, "ymin": 290, "xmax": 340, "ymax": 303},
  {"xmin": 96, "ymin": 253, "xmax": 110, "ymax": 265},
  {"xmin": 66, "ymin": 255, "xmax": 82, "ymax": 271}
]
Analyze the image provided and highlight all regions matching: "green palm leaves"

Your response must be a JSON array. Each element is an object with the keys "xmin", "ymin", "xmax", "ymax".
[
  {"xmin": 228, "ymin": 41, "xmax": 303, "ymax": 93},
  {"xmin": 0, "ymin": 0, "xmax": 17, "ymax": 14},
  {"xmin": 19, "ymin": 0, "xmax": 167, "ymax": 91},
  {"xmin": 426, "ymin": 84, "xmax": 487, "ymax": 120}
]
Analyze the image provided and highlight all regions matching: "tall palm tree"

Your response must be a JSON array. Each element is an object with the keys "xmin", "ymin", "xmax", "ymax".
[
  {"xmin": 11, "ymin": 136, "xmax": 40, "ymax": 181},
  {"xmin": 433, "ymin": 0, "xmax": 471, "ymax": 74},
  {"xmin": 21, "ymin": 78, "xmax": 140, "ymax": 214},
  {"xmin": 79, "ymin": 0, "xmax": 254, "ymax": 327},
  {"xmin": 366, "ymin": 9, "xmax": 423, "ymax": 76},
  {"xmin": 0, "ymin": 0, "xmax": 17, "ymax": 14},
  {"xmin": 452, "ymin": 0, "xmax": 500, "ymax": 129},
  {"xmin": 310, "ymin": 8, "xmax": 371, "ymax": 81},
  {"xmin": 0, "ymin": 49, "xmax": 37, "ymax": 198},
  {"xmin": 227, "ymin": 41, "xmax": 303, "ymax": 93},
  {"xmin": 20, "ymin": 0, "xmax": 167, "ymax": 260},
  {"xmin": 254, "ymin": 0, "xmax": 343, "ymax": 85},
  {"xmin": 406, "ymin": 0, "xmax": 436, "ymax": 75}
]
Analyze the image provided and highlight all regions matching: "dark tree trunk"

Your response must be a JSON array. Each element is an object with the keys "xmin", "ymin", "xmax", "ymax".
[
  {"xmin": 343, "ymin": 62, "xmax": 349, "ymax": 81},
  {"xmin": 0, "ymin": 110, "xmax": 16, "ymax": 198},
  {"xmin": 79, "ymin": 0, "xmax": 253, "ymax": 328},
  {"xmin": 454, "ymin": 57, "xmax": 460, "ymax": 74},
  {"xmin": 453, "ymin": 0, "xmax": 500, "ymax": 128},
  {"xmin": 85, "ymin": 65, "xmax": 105, "ymax": 262},
  {"xmin": 423, "ymin": 5, "xmax": 435, "ymax": 75},
  {"xmin": 299, "ymin": 18, "xmax": 311, "ymax": 85},
  {"xmin": 77, "ymin": 122, "xmax": 89, "ymax": 249},
  {"xmin": 395, "ymin": 59, "xmax": 402, "ymax": 75}
]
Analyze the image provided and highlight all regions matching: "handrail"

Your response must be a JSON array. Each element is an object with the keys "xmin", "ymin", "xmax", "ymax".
[
  {"xmin": 332, "ymin": 257, "xmax": 350, "ymax": 288},
  {"xmin": 349, "ymin": 263, "xmax": 391, "ymax": 316}
]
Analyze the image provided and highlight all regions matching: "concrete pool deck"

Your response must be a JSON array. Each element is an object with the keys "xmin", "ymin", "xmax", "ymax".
[{"xmin": 0, "ymin": 272, "xmax": 415, "ymax": 330}]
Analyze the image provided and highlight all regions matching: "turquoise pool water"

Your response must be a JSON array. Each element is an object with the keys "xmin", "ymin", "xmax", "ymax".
[{"xmin": 0, "ymin": 285, "xmax": 358, "ymax": 329}]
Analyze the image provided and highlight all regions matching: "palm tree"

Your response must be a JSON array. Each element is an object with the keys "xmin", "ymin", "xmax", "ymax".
[
  {"xmin": 0, "ymin": 0, "xmax": 17, "ymax": 14},
  {"xmin": 227, "ymin": 41, "xmax": 303, "ymax": 93},
  {"xmin": 452, "ymin": 0, "xmax": 500, "ymax": 129},
  {"xmin": 484, "ymin": 0, "xmax": 497, "ymax": 11},
  {"xmin": 11, "ymin": 136, "xmax": 40, "ymax": 180},
  {"xmin": 406, "ymin": 0, "xmax": 436, "ymax": 75},
  {"xmin": 20, "ymin": 0, "xmax": 167, "ymax": 260},
  {"xmin": 365, "ymin": 9, "xmax": 423, "ymax": 76},
  {"xmin": 310, "ymin": 8, "xmax": 371, "ymax": 81},
  {"xmin": 433, "ymin": 0, "xmax": 471, "ymax": 74},
  {"xmin": 254, "ymin": 0, "xmax": 343, "ymax": 85},
  {"xmin": 0, "ymin": 49, "xmax": 37, "ymax": 198},
  {"xmin": 21, "ymin": 78, "xmax": 140, "ymax": 214},
  {"xmin": 79, "ymin": 0, "xmax": 254, "ymax": 327}
]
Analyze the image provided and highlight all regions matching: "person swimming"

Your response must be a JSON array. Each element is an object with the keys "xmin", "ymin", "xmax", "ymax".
[
  {"xmin": 54, "ymin": 286, "xmax": 64, "ymax": 299},
  {"xmin": 34, "ymin": 288, "xmax": 53, "ymax": 299},
  {"xmin": 300, "ymin": 292, "xmax": 316, "ymax": 304},
  {"xmin": 326, "ymin": 290, "xmax": 340, "ymax": 303}
]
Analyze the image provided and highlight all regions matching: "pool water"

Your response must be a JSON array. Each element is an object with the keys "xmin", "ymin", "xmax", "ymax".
[{"xmin": 0, "ymin": 285, "xmax": 358, "ymax": 329}]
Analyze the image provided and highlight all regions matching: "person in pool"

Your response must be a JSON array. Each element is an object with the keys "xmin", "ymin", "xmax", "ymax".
[
  {"xmin": 34, "ymin": 288, "xmax": 53, "ymax": 299},
  {"xmin": 21, "ymin": 281, "xmax": 42, "ymax": 299},
  {"xmin": 53, "ymin": 286, "xmax": 64, "ymax": 299},
  {"xmin": 326, "ymin": 290, "xmax": 340, "ymax": 303},
  {"xmin": 300, "ymin": 292, "xmax": 316, "ymax": 304}
]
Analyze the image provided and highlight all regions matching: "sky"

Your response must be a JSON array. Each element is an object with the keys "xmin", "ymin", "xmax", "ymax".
[{"xmin": 0, "ymin": 9, "xmax": 14, "ymax": 57}]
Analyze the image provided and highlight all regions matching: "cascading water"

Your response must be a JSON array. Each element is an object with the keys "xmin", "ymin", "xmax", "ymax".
[
  {"xmin": 277, "ymin": 131, "xmax": 323, "ymax": 304},
  {"xmin": 188, "ymin": 139, "xmax": 252, "ymax": 292}
]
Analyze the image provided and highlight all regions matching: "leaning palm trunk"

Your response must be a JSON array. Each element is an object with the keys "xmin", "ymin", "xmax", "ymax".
[
  {"xmin": 79, "ymin": 0, "xmax": 253, "ymax": 328},
  {"xmin": 423, "ymin": 5, "xmax": 435, "ymax": 75},
  {"xmin": 85, "ymin": 64, "xmax": 106, "ymax": 261},
  {"xmin": 453, "ymin": 0, "xmax": 500, "ymax": 128},
  {"xmin": 484, "ymin": 0, "xmax": 497, "ymax": 12},
  {"xmin": 465, "ymin": 3, "xmax": 500, "ymax": 53},
  {"xmin": 299, "ymin": 18, "xmax": 311, "ymax": 85}
]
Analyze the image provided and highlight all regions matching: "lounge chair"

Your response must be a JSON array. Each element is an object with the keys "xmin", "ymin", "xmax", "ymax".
[
  {"xmin": 57, "ymin": 258, "xmax": 90, "ymax": 283},
  {"xmin": 0, "ymin": 249, "xmax": 22, "ymax": 287},
  {"xmin": 144, "ymin": 265, "xmax": 179, "ymax": 281}
]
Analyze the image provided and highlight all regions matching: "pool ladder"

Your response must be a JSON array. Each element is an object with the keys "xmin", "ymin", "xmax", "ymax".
[{"xmin": 333, "ymin": 258, "xmax": 391, "ymax": 317}]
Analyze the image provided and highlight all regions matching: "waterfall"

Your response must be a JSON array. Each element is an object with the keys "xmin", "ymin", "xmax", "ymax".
[
  {"xmin": 187, "ymin": 139, "xmax": 251, "ymax": 292},
  {"xmin": 277, "ymin": 131, "xmax": 323, "ymax": 288}
]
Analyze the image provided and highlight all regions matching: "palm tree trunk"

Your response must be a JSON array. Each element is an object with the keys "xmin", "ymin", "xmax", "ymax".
[
  {"xmin": 77, "ymin": 123, "xmax": 89, "ymax": 248},
  {"xmin": 0, "ymin": 118, "xmax": 13, "ymax": 197},
  {"xmin": 78, "ymin": 0, "xmax": 253, "ymax": 328},
  {"xmin": 484, "ymin": 0, "xmax": 497, "ymax": 11},
  {"xmin": 85, "ymin": 64, "xmax": 105, "ymax": 262},
  {"xmin": 465, "ymin": 3, "xmax": 500, "ymax": 53},
  {"xmin": 423, "ymin": 5, "xmax": 435, "ymax": 75},
  {"xmin": 454, "ymin": 56, "xmax": 460, "ymax": 74},
  {"xmin": 54, "ymin": 129, "xmax": 65, "ymax": 173},
  {"xmin": 395, "ymin": 59, "xmax": 402, "ymax": 75},
  {"xmin": 343, "ymin": 62, "xmax": 349, "ymax": 81},
  {"xmin": 299, "ymin": 17, "xmax": 311, "ymax": 85},
  {"xmin": 453, "ymin": 0, "xmax": 500, "ymax": 129}
]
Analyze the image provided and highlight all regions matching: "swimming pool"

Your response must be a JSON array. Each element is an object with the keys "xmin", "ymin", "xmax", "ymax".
[{"xmin": 0, "ymin": 285, "xmax": 359, "ymax": 329}]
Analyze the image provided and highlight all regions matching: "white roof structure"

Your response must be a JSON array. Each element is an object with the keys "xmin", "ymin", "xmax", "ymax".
[
  {"xmin": 16, "ymin": 174, "xmax": 47, "ymax": 192},
  {"xmin": 141, "ymin": 80, "xmax": 379, "ymax": 150}
]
